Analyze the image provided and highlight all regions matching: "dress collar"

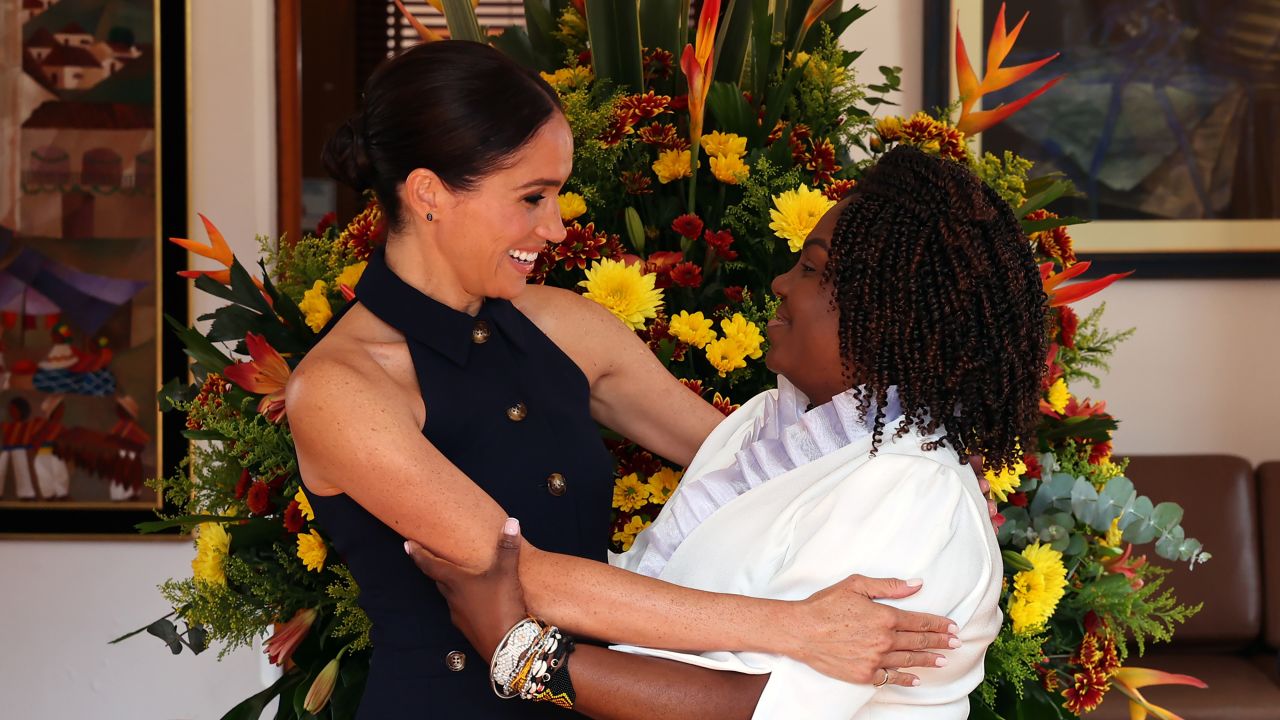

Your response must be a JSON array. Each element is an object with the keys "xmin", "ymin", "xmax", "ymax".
[{"xmin": 353, "ymin": 249, "xmax": 531, "ymax": 366}]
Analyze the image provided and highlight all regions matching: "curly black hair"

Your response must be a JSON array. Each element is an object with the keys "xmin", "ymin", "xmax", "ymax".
[{"xmin": 825, "ymin": 145, "xmax": 1047, "ymax": 473}]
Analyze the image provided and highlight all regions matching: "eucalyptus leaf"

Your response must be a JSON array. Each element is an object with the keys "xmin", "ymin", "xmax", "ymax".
[
  {"xmin": 146, "ymin": 619, "xmax": 183, "ymax": 655},
  {"xmin": 1151, "ymin": 502, "xmax": 1184, "ymax": 531},
  {"xmin": 220, "ymin": 672, "xmax": 294, "ymax": 720},
  {"xmin": 1155, "ymin": 524, "xmax": 1186, "ymax": 559},
  {"xmin": 1064, "ymin": 533, "xmax": 1087, "ymax": 557}
]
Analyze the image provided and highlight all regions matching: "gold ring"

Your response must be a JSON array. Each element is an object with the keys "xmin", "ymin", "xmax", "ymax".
[{"xmin": 873, "ymin": 668, "xmax": 891, "ymax": 687}]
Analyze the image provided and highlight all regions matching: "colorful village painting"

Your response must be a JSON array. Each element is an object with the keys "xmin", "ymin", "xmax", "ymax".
[{"xmin": 0, "ymin": 0, "xmax": 159, "ymax": 507}]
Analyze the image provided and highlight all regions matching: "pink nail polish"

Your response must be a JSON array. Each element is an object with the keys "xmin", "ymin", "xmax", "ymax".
[
  {"xmin": 905, "ymin": 578, "xmax": 923, "ymax": 587},
  {"xmin": 947, "ymin": 623, "xmax": 959, "ymax": 634},
  {"xmin": 403, "ymin": 541, "xmax": 413, "ymax": 554},
  {"xmin": 948, "ymin": 637, "xmax": 962, "ymax": 649},
  {"xmin": 935, "ymin": 656, "xmax": 948, "ymax": 667},
  {"xmin": 912, "ymin": 678, "xmax": 921, "ymax": 686},
  {"xmin": 503, "ymin": 517, "xmax": 520, "ymax": 536}
]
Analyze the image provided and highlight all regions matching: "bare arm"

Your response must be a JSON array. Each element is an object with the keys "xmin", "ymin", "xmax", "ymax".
[
  {"xmin": 515, "ymin": 285, "xmax": 724, "ymax": 467},
  {"xmin": 288, "ymin": 358, "xmax": 955, "ymax": 684}
]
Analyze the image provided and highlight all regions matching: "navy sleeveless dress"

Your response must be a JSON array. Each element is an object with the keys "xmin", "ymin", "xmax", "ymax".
[{"xmin": 305, "ymin": 250, "xmax": 614, "ymax": 718}]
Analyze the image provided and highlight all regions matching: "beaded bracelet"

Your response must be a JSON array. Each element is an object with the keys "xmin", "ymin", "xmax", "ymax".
[{"xmin": 488, "ymin": 617, "xmax": 578, "ymax": 709}]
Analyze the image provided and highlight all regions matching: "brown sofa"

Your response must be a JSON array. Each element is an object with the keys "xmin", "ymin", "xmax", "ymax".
[{"xmin": 1085, "ymin": 455, "xmax": 1280, "ymax": 719}]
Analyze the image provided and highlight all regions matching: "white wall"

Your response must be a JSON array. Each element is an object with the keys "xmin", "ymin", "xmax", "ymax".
[{"xmin": 1, "ymin": 1, "xmax": 277, "ymax": 718}]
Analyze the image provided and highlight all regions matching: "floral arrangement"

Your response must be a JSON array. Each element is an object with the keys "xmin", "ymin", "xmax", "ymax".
[{"xmin": 121, "ymin": 2, "xmax": 1211, "ymax": 719}]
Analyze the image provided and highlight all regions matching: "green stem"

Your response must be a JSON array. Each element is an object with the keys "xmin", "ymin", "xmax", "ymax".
[{"xmin": 687, "ymin": 147, "xmax": 701, "ymax": 210}]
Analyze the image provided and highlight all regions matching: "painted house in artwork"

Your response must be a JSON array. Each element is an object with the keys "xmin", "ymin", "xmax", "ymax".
[
  {"xmin": 40, "ymin": 43, "xmax": 106, "ymax": 90},
  {"xmin": 19, "ymin": 101, "xmax": 154, "ymax": 241}
]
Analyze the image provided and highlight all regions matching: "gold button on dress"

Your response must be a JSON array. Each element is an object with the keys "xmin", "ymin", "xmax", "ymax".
[
  {"xmin": 445, "ymin": 650, "xmax": 467, "ymax": 672},
  {"xmin": 506, "ymin": 402, "xmax": 527, "ymax": 422},
  {"xmin": 471, "ymin": 320, "xmax": 491, "ymax": 344},
  {"xmin": 546, "ymin": 473, "xmax": 567, "ymax": 496}
]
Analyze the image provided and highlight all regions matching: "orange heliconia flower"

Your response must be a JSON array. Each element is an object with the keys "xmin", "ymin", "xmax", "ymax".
[
  {"xmin": 955, "ymin": 3, "xmax": 1063, "ymax": 135},
  {"xmin": 1111, "ymin": 666, "xmax": 1207, "ymax": 720},
  {"xmin": 680, "ymin": 0, "xmax": 721, "ymax": 154},
  {"xmin": 263, "ymin": 608, "xmax": 317, "ymax": 666},
  {"xmin": 1040, "ymin": 261, "xmax": 1133, "ymax": 308}
]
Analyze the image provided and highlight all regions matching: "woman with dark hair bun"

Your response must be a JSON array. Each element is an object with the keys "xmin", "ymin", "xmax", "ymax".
[
  {"xmin": 289, "ymin": 41, "xmax": 957, "ymax": 718},
  {"xmin": 409, "ymin": 145, "xmax": 1047, "ymax": 719}
]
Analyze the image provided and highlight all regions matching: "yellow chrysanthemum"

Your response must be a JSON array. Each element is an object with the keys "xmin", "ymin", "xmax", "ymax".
[
  {"xmin": 1046, "ymin": 378, "xmax": 1071, "ymax": 414},
  {"xmin": 719, "ymin": 313, "xmax": 764, "ymax": 360},
  {"xmin": 297, "ymin": 529, "xmax": 328, "ymax": 573},
  {"xmin": 653, "ymin": 149, "xmax": 693, "ymax": 184},
  {"xmin": 191, "ymin": 522, "xmax": 231, "ymax": 586},
  {"xmin": 700, "ymin": 131, "xmax": 747, "ymax": 159},
  {"xmin": 294, "ymin": 488, "xmax": 315, "ymax": 522},
  {"xmin": 1009, "ymin": 542, "xmax": 1068, "ymax": 635},
  {"xmin": 668, "ymin": 310, "xmax": 716, "ymax": 349},
  {"xmin": 579, "ymin": 258, "xmax": 664, "ymax": 331},
  {"xmin": 299, "ymin": 280, "xmax": 333, "ymax": 333},
  {"xmin": 710, "ymin": 154, "xmax": 750, "ymax": 185},
  {"xmin": 334, "ymin": 261, "xmax": 366, "ymax": 291},
  {"xmin": 613, "ymin": 515, "xmax": 652, "ymax": 552},
  {"xmin": 985, "ymin": 458, "xmax": 1027, "ymax": 503},
  {"xmin": 645, "ymin": 467, "xmax": 683, "ymax": 504},
  {"xmin": 706, "ymin": 337, "xmax": 749, "ymax": 377},
  {"xmin": 612, "ymin": 473, "xmax": 652, "ymax": 512},
  {"xmin": 558, "ymin": 192, "xmax": 587, "ymax": 222},
  {"xmin": 1101, "ymin": 517, "xmax": 1123, "ymax": 548},
  {"xmin": 769, "ymin": 185, "xmax": 836, "ymax": 252},
  {"xmin": 540, "ymin": 65, "xmax": 593, "ymax": 92}
]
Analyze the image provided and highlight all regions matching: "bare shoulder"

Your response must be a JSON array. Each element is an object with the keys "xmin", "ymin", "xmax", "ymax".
[{"xmin": 513, "ymin": 283, "xmax": 632, "ymax": 384}]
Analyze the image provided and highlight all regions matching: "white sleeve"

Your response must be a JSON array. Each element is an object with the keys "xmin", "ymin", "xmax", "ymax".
[{"xmin": 750, "ymin": 454, "xmax": 999, "ymax": 720}]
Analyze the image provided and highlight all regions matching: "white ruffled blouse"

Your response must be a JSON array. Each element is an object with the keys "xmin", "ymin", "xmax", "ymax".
[{"xmin": 609, "ymin": 377, "xmax": 1002, "ymax": 719}]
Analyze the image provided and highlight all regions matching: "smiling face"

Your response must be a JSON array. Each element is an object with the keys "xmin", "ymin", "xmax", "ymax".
[
  {"xmin": 432, "ymin": 113, "xmax": 574, "ymax": 300},
  {"xmin": 765, "ymin": 199, "xmax": 851, "ymax": 405}
]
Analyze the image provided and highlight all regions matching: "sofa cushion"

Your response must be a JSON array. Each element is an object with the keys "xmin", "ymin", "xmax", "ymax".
[
  {"xmin": 1259, "ymin": 462, "xmax": 1280, "ymax": 651},
  {"xmin": 1124, "ymin": 455, "xmax": 1261, "ymax": 649},
  {"xmin": 1083, "ymin": 653, "xmax": 1280, "ymax": 720}
]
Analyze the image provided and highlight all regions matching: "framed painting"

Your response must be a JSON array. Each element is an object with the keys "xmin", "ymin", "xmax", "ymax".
[
  {"xmin": 924, "ymin": 0, "xmax": 1280, "ymax": 278},
  {"xmin": 0, "ymin": 0, "xmax": 188, "ymax": 536}
]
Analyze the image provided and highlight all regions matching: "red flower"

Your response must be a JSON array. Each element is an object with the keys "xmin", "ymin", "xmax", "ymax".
[
  {"xmin": 1027, "ymin": 209, "xmax": 1077, "ymax": 266},
  {"xmin": 723, "ymin": 286, "xmax": 745, "ymax": 304},
  {"xmin": 1062, "ymin": 667, "xmax": 1109, "ymax": 714},
  {"xmin": 1023, "ymin": 452, "xmax": 1043, "ymax": 479},
  {"xmin": 711, "ymin": 392, "xmax": 739, "ymax": 416},
  {"xmin": 223, "ymin": 333, "xmax": 291, "ymax": 423},
  {"xmin": 992, "ymin": 512, "xmax": 1007, "ymax": 528},
  {"xmin": 283, "ymin": 500, "xmax": 305, "ymax": 533},
  {"xmin": 637, "ymin": 124, "xmax": 689, "ymax": 151},
  {"xmin": 679, "ymin": 378, "xmax": 704, "ymax": 396},
  {"xmin": 234, "ymin": 468, "xmax": 251, "ymax": 500},
  {"xmin": 621, "ymin": 171, "xmax": 654, "ymax": 195},
  {"xmin": 315, "ymin": 212, "xmax": 337, "ymax": 236},
  {"xmin": 1041, "ymin": 261, "xmax": 1132, "ymax": 308},
  {"xmin": 645, "ymin": 251, "xmax": 685, "ymax": 289},
  {"xmin": 1102, "ymin": 544, "xmax": 1148, "ymax": 586},
  {"xmin": 668, "ymin": 94, "xmax": 689, "ymax": 111},
  {"xmin": 765, "ymin": 120, "xmax": 785, "ymax": 146},
  {"xmin": 704, "ymin": 229, "xmax": 738, "ymax": 260},
  {"xmin": 822, "ymin": 178, "xmax": 857, "ymax": 201},
  {"xmin": 264, "ymin": 608, "xmax": 317, "ymax": 666},
  {"xmin": 803, "ymin": 138, "xmax": 842, "ymax": 184},
  {"xmin": 246, "ymin": 480, "xmax": 273, "ymax": 515},
  {"xmin": 336, "ymin": 199, "xmax": 388, "ymax": 261},
  {"xmin": 670, "ymin": 262, "xmax": 703, "ymax": 288},
  {"xmin": 1058, "ymin": 305, "xmax": 1079, "ymax": 348},
  {"xmin": 616, "ymin": 91, "xmax": 671, "ymax": 120},
  {"xmin": 643, "ymin": 47, "xmax": 675, "ymax": 82},
  {"xmin": 1089, "ymin": 439, "xmax": 1113, "ymax": 465},
  {"xmin": 671, "ymin": 214, "xmax": 704, "ymax": 239},
  {"xmin": 1008, "ymin": 491, "xmax": 1028, "ymax": 507}
]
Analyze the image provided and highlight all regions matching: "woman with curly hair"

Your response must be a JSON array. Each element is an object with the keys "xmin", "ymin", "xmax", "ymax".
[{"xmin": 408, "ymin": 144, "xmax": 1048, "ymax": 718}]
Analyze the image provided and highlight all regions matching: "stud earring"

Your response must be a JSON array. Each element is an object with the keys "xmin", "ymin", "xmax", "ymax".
[{"xmin": 426, "ymin": 212, "xmax": 434, "ymax": 222}]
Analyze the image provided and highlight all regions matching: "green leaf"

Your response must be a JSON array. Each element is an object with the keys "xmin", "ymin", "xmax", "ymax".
[
  {"xmin": 640, "ymin": 0, "xmax": 683, "ymax": 64},
  {"xmin": 1015, "ymin": 180, "xmax": 1071, "ymax": 219},
  {"xmin": 229, "ymin": 517, "xmax": 286, "ymax": 552},
  {"xmin": 1151, "ymin": 501, "xmax": 1184, "ymax": 531},
  {"xmin": 220, "ymin": 671, "xmax": 296, "ymax": 720},
  {"xmin": 194, "ymin": 273, "xmax": 238, "ymax": 304},
  {"xmin": 135, "ymin": 514, "xmax": 244, "ymax": 534},
  {"xmin": 707, "ymin": 81, "xmax": 754, "ymax": 138},
  {"xmin": 748, "ymin": 0, "xmax": 772, "ymax": 102},
  {"xmin": 166, "ymin": 314, "xmax": 233, "ymax": 373},
  {"xmin": 183, "ymin": 428, "xmax": 231, "ymax": 441},
  {"xmin": 492, "ymin": 26, "xmax": 543, "ymax": 69},
  {"xmin": 713, "ymin": 0, "xmax": 753, "ymax": 85},
  {"xmin": 824, "ymin": 4, "xmax": 870, "ymax": 40},
  {"xmin": 762, "ymin": 63, "xmax": 806, "ymax": 137},
  {"xmin": 522, "ymin": 0, "xmax": 559, "ymax": 63},
  {"xmin": 585, "ymin": 0, "xmax": 644, "ymax": 93},
  {"xmin": 109, "ymin": 609, "xmax": 178, "ymax": 644},
  {"xmin": 441, "ymin": 0, "xmax": 485, "ymax": 42},
  {"xmin": 146, "ymin": 619, "xmax": 184, "ymax": 655}
]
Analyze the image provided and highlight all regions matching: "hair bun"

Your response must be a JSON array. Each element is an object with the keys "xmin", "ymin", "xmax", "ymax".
[{"xmin": 321, "ymin": 115, "xmax": 373, "ymax": 191}]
